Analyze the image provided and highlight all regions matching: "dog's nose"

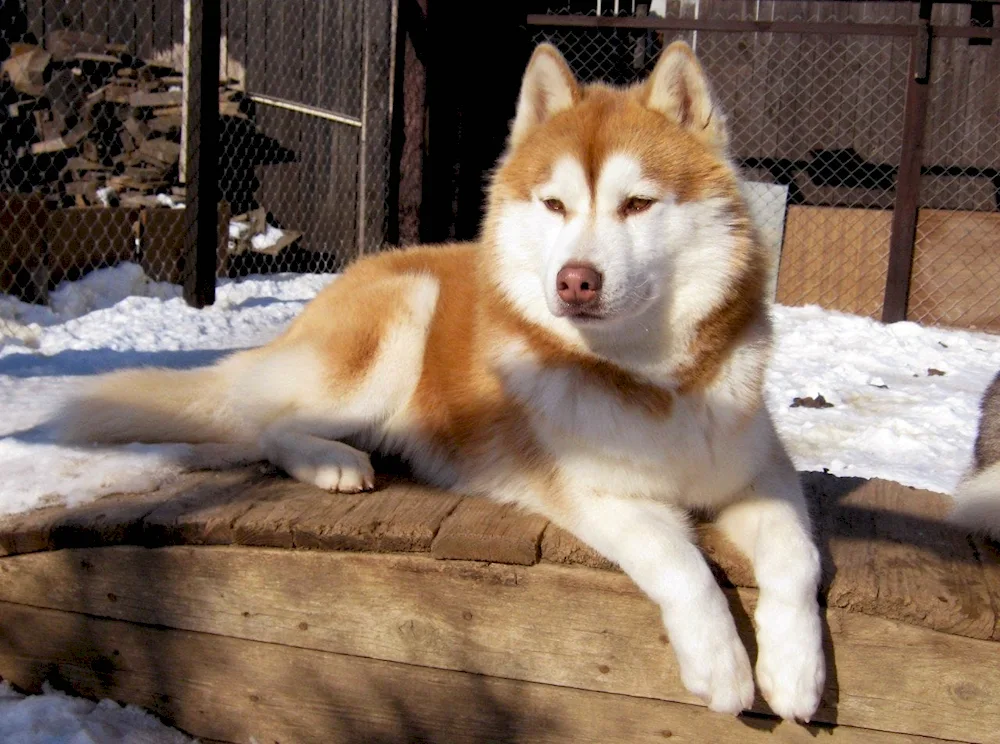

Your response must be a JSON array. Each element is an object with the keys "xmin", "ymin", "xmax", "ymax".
[{"xmin": 556, "ymin": 264, "xmax": 603, "ymax": 306}]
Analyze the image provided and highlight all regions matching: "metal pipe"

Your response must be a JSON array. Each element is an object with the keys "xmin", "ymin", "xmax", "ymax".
[{"xmin": 247, "ymin": 93, "xmax": 363, "ymax": 128}]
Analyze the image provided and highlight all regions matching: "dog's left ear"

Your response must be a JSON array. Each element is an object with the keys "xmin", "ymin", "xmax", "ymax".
[
  {"xmin": 642, "ymin": 41, "xmax": 728, "ymax": 152},
  {"xmin": 509, "ymin": 44, "xmax": 580, "ymax": 149}
]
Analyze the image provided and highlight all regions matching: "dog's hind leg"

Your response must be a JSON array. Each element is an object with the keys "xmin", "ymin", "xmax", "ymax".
[
  {"xmin": 254, "ymin": 272, "xmax": 442, "ymax": 492},
  {"xmin": 713, "ymin": 444, "xmax": 824, "ymax": 722}
]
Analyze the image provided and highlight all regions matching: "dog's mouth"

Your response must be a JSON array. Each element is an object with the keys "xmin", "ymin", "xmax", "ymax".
[
  {"xmin": 562, "ymin": 308, "xmax": 607, "ymax": 323},
  {"xmin": 553, "ymin": 291, "xmax": 658, "ymax": 325},
  {"xmin": 551, "ymin": 302, "xmax": 607, "ymax": 322}
]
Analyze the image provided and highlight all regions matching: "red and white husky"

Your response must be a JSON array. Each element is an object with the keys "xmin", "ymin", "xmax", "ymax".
[{"xmin": 57, "ymin": 42, "xmax": 825, "ymax": 720}]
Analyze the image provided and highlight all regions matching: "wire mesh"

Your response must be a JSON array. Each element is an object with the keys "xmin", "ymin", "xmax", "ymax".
[
  {"xmin": 907, "ymin": 26, "xmax": 1000, "ymax": 331},
  {"xmin": 2, "ymin": 1, "xmax": 997, "ymax": 342},
  {"xmin": 533, "ymin": 1, "xmax": 998, "ymax": 329},
  {"xmin": 0, "ymin": 0, "xmax": 392, "ymax": 341}
]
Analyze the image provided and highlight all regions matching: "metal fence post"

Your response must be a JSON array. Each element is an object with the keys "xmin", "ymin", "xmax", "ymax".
[
  {"xmin": 882, "ymin": 0, "xmax": 933, "ymax": 324},
  {"xmin": 182, "ymin": 0, "xmax": 221, "ymax": 308}
]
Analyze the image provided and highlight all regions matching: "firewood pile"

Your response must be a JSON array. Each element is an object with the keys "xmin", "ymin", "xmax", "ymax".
[{"xmin": 0, "ymin": 29, "xmax": 301, "ymax": 270}]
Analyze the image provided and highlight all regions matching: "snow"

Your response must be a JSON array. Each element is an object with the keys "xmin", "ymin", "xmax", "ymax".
[
  {"xmin": 0, "ymin": 263, "xmax": 334, "ymax": 516},
  {"xmin": 250, "ymin": 224, "xmax": 286, "ymax": 252},
  {"xmin": 155, "ymin": 194, "xmax": 185, "ymax": 210},
  {"xmin": 1, "ymin": 264, "xmax": 998, "ymax": 514},
  {"xmin": 0, "ymin": 681, "xmax": 196, "ymax": 743},
  {"xmin": 768, "ymin": 305, "xmax": 1000, "ymax": 491}
]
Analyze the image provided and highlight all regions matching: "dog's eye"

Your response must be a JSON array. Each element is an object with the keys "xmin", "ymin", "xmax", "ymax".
[
  {"xmin": 543, "ymin": 198, "xmax": 566, "ymax": 215},
  {"xmin": 621, "ymin": 197, "xmax": 655, "ymax": 216}
]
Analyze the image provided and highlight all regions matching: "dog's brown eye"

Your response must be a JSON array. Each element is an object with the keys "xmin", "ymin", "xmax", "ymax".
[
  {"xmin": 543, "ymin": 198, "xmax": 566, "ymax": 215},
  {"xmin": 622, "ymin": 197, "xmax": 655, "ymax": 216}
]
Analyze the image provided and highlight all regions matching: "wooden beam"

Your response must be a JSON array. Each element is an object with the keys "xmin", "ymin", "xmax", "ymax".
[
  {"xmin": 181, "ymin": 0, "xmax": 221, "ymax": 308},
  {"xmin": 431, "ymin": 498, "xmax": 549, "ymax": 565},
  {"xmin": 0, "ymin": 547, "xmax": 996, "ymax": 742},
  {"xmin": 882, "ymin": 2, "xmax": 933, "ymax": 323},
  {"xmin": 1, "ymin": 469, "xmax": 997, "ymax": 642},
  {"xmin": 0, "ymin": 599, "xmax": 969, "ymax": 744},
  {"xmin": 356, "ymin": 0, "xmax": 394, "ymax": 256}
]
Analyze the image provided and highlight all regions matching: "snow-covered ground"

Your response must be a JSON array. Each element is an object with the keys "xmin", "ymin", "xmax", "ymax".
[
  {"xmin": 2, "ymin": 262, "xmax": 999, "ymax": 519},
  {"xmin": 0, "ymin": 681, "xmax": 196, "ymax": 743},
  {"xmin": 2, "ymin": 262, "xmax": 1000, "ymax": 740}
]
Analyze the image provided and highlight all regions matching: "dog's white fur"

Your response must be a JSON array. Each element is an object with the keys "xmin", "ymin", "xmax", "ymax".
[{"xmin": 54, "ymin": 42, "xmax": 825, "ymax": 721}]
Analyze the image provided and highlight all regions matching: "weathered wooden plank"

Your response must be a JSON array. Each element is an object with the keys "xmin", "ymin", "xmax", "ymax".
[
  {"xmin": 825, "ymin": 478, "xmax": 996, "ymax": 639},
  {"xmin": 306, "ymin": 0, "xmax": 361, "ymax": 263},
  {"xmin": 776, "ymin": 205, "xmax": 892, "ymax": 319},
  {"xmin": 231, "ymin": 478, "xmax": 460, "ymax": 551},
  {"xmin": 315, "ymin": 0, "xmax": 363, "ymax": 117},
  {"xmin": 0, "ymin": 466, "xmax": 1000, "ymax": 638},
  {"xmin": 972, "ymin": 536, "xmax": 1000, "ymax": 641},
  {"xmin": 223, "ymin": 0, "xmax": 246, "ymax": 87},
  {"xmin": 0, "ymin": 192, "xmax": 48, "ymax": 303},
  {"xmin": 2, "ymin": 467, "xmax": 996, "ymax": 641},
  {"xmin": 0, "ymin": 469, "xmax": 246, "ymax": 557},
  {"xmin": 357, "ymin": 0, "xmax": 393, "ymax": 254},
  {"xmin": 1, "ymin": 547, "xmax": 998, "ymax": 742},
  {"xmin": 540, "ymin": 524, "xmax": 616, "ymax": 571},
  {"xmin": 140, "ymin": 467, "xmax": 274, "ymax": 546},
  {"xmin": 0, "ymin": 600, "xmax": 961, "ymax": 744},
  {"xmin": 432, "ymin": 498, "xmax": 549, "ymax": 565},
  {"xmin": 134, "ymin": 0, "xmax": 154, "ymax": 59},
  {"xmin": 228, "ymin": 479, "xmax": 363, "ymax": 548},
  {"xmin": 907, "ymin": 210, "xmax": 1000, "ymax": 333},
  {"xmin": 152, "ymin": 0, "xmax": 177, "ymax": 54},
  {"xmin": 322, "ymin": 482, "xmax": 463, "ymax": 553},
  {"xmin": 809, "ymin": 471, "xmax": 879, "ymax": 609}
]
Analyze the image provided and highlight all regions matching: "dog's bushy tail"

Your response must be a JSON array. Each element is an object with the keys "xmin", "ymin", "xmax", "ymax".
[
  {"xmin": 951, "ymin": 370, "xmax": 1000, "ymax": 539},
  {"xmin": 951, "ymin": 466, "xmax": 1000, "ymax": 539},
  {"xmin": 54, "ymin": 358, "xmax": 250, "ymax": 446}
]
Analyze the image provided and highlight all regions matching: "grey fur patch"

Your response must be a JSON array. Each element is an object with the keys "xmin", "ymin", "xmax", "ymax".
[{"xmin": 973, "ymin": 370, "xmax": 1000, "ymax": 471}]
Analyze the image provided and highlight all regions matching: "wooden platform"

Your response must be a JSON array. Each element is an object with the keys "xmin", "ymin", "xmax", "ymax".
[{"xmin": 0, "ymin": 466, "xmax": 998, "ymax": 743}]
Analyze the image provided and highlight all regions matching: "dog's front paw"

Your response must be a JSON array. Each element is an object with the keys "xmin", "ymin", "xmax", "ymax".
[
  {"xmin": 283, "ymin": 442, "xmax": 375, "ymax": 493},
  {"xmin": 754, "ymin": 597, "xmax": 825, "ymax": 721},
  {"xmin": 308, "ymin": 453, "xmax": 375, "ymax": 492},
  {"xmin": 666, "ymin": 603, "xmax": 755, "ymax": 715}
]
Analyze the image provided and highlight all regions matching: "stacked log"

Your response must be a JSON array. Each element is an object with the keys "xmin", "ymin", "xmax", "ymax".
[
  {"xmin": 0, "ymin": 30, "xmax": 304, "ymax": 301},
  {"xmin": 1, "ymin": 30, "xmax": 251, "ymax": 209}
]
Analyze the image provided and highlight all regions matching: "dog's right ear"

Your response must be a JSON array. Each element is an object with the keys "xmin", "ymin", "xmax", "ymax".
[{"xmin": 509, "ymin": 44, "xmax": 580, "ymax": 149}]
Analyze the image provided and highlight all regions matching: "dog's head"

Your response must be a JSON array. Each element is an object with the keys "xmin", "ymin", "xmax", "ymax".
[{"xmin": 486, "ymin": 42, "xmax": 758, "ymax": 346}]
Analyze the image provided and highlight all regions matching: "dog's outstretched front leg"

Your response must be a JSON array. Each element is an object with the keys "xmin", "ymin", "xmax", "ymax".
[
  {"xmin": 715, "ymin": 451, "xmax": 824, "ymax": 722},
  {"xmin": 561, "ymin": 494, "xmax": 754, "ymax": 714}
]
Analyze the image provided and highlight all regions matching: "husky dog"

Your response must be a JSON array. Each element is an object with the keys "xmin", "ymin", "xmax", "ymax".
[
  {"xmin": 55, "ymin": 42, "xmax": 825, "ymax": 720},
  {"xmin": 952, "ymin": 371, "xmax": 1000, "ymax": 538}
]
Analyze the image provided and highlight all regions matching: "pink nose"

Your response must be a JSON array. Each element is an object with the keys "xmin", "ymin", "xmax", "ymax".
[{"xmin": 556, "ymin": 264, "xmax": 603, "ymax": 306}]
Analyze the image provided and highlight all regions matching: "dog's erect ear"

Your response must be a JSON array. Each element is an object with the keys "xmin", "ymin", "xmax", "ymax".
[
  {"xmin": 509, "ymin": 44, "xmax": 580, "ymax": 149},
  {"xmin": 642, "ymin": 41, "xmax": 728, "ymax": 151}
]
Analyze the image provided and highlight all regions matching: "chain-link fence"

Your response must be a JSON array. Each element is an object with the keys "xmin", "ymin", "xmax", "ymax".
[
  {"xmin": 1, "ymin": 0, "xmax": 392, "ymax": 336},
  {"xmin": 531, "ymin": 0, "xmax": 1000, "ymax": 331},
  {"xmin": 2, "ymin": 0, "xmax": 997, "ymax": 340}
]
